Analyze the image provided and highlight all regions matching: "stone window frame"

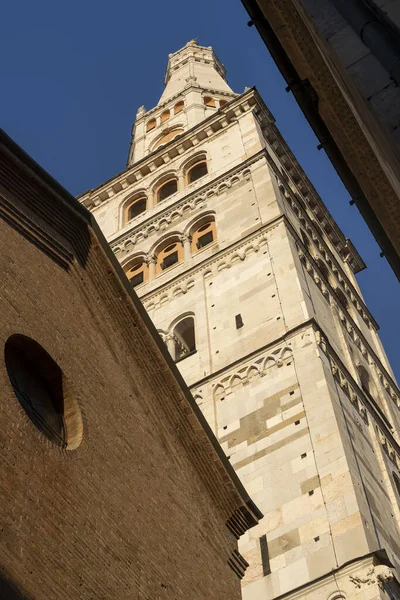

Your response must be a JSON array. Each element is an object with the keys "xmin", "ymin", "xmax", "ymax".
[
  {"xmin": 146, "ymin": 118, "xmax": 157, "ymax": 132},
  {"xmin": 167, "ymin": 312, "xmax": 197, "ymax": 363},
  {"xmin": 160, "ymin": 109, "xmax": 170, "ymax": 123},
  {"xmin": 186, "ymin": 211, "xmax": 217, "ymax": 255},
  {"xmin": 203, "ymin": 96, "xmax": 216, "ymax": 108},
  {"xmin": 123, "ymin": 194, "xmax": 147, "ymax": 224},
  {"xmin": 174, "ymin": 100, "xmax": 185, "ymax": 115},
  {"xmin": 123, "ymin": 254, "xmax": 149, "ymax": 288},
  {"xmin": 152, "ymin": 127, "xmax": 184, "ymax": 151},
  {"xmin": 155, "ymin": 235, "xmax": 184, "ymax": 275},
  {"xmin": 154, "ymin": 175, "xmax": 179, "ymax": 205}
]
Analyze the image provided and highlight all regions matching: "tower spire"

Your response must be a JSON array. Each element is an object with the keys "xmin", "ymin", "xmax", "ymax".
[
  {"xmin": 127, "ymin": 42, "xmax": 237, "ymax": 165},
  {"xmin": 158, "ymin": 40, "xmax": 234, "ymax": 104}
]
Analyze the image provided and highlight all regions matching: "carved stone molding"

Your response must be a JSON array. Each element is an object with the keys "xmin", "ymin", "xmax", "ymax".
[
  {"xmin": 209, "ymin": 344, "xmax": 293, "ymax": 397},
  {"xmin": 349, "ymin": 565, "xmax": 395, "ymax": 590},
  {"xmin": 111, "ymin": 155, "xmax": 262, "ymax": 255}
]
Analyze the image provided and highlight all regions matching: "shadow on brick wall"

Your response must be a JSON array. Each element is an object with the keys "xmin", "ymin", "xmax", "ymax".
[{"xmin": 0, "ymin": 572, "xmax": 31, "ymax": 600}]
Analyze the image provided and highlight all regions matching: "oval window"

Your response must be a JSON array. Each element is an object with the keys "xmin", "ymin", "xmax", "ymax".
[{"xmin": 5, "ymin": 335, "xmax": 83, "ymax": 449}]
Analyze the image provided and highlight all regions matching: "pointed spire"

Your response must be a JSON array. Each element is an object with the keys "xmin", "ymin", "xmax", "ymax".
[{"xmin": 158, "ymin": 41, "xmax": 234, "ymax": 104}]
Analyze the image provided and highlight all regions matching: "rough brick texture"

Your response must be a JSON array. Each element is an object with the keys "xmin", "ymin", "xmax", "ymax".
[{"xmin": 0, "ymin": 134, "xmax": 257, "ymax": 599}]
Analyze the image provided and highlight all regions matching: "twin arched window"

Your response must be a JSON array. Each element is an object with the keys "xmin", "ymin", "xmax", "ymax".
[
  {"xmin": 124, "ymin": 260, "xmax": 148, "ymax": 288},
  {"xmin": 157, "ymin": 240, "xmax": 183, "ymax": 274},
  {"xmin": 191, "ymin": 218, "xmax": 216, "ymax": 253},
  {"xmin": 203, "ymin": 96, "xmax": 228, "ymax": 108}
]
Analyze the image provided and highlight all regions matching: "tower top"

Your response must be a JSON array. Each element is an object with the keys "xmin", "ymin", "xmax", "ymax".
[
  {"xmin": 158, "ymin": 41, "xmax": 234, "ymax": 104},
  {"xmin": 127, "ymin": 42, "xmax": 237, "ymax": 165}
]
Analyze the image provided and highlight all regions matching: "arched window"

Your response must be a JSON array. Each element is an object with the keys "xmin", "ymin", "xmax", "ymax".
[
  {"xmin": 125, "ymin": 196, "xmax": 147, "ymax": 222},
  {"xmin": 124, "ymin": 260, "xmax": 148, "ymax": 288},
  {"xmin": 316, "ymin": 259, "xmax": 330, "ymax": 282},
  {"xmin": 301, "ymin": 229, "xmax": 311, "ymax": 250},
  {"xmin": 187, "ymin": 160, "xmax": 208, "ymax": 185},
  {"xmin": 191, "ymin": 218, "xmax": 217, "ymax": 253},
  {"xmin": 4, "ymin": 335, "xmax": 83, "ymax": 449},
  {"xmin": 393, "ymin": 472, "xmax": 400, "ymax": 500},
  {"xmin": 153, "ymin": 129, "xmax": 184, "ymax": 150},
  {"xmin": 219, "ymin": 99, "xmax": 228, "ymax": 107},
  {"xmin": 173, "ymin": 317, "xmax": 196, "ymax": 362},
  {"xmin": 160, "ymin": 110, "xmax": 170, "ymax": 123},
  {"xmin": 336, "ymin": 287, "xmax": 349, "ymax": 311},
  {"xmin": 156, "ymin": 178, "xmax": 178, "ymax": 203},
  {"xmin": 357, "ymin": 365, "xmax": 371, "ymax": 396},
  {"xmin": 146, "ymin": 119, "xmax": 156, "ymax": 132},
  {"xmin": 174, "ymin": 101, "xmax": 184, "ymax": 114},
  {"xmin": 156, "ymin": 240, "xmax": 183, "ymax": 274},
  {"xmin": 204, "ymin": 96, "xmax": 215, "ymax": 107}
]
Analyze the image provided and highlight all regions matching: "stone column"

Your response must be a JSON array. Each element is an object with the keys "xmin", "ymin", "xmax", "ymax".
[
  {"xmin": 180, "ymin": 234, "xmax": 192, "ymax": 262},
  {"xmin": 147, "ymin": 192, "xmax": 155, "ymax": 211},
  {"xmin": 166, "ymin": 333, "xmax": 176, "ymax": 361},
  {"xmin": 146, "ymin": 254, "xmax": 157, "ymax": 281}
]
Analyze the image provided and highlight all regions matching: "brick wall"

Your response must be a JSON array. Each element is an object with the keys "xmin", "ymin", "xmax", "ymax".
[{"xmin": 0, "ymin": 209, "xmax": 243, "ymax": 598}]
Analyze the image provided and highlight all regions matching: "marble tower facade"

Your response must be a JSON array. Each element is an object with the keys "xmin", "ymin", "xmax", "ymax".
[{"xmin": 79, "ymin": 42, "xmax": 400, "ymax": 600}]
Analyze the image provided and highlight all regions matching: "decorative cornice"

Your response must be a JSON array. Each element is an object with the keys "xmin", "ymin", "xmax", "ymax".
[{"xmin": 193, "ymin": 343, "xmax": 293, "ymax": 398}]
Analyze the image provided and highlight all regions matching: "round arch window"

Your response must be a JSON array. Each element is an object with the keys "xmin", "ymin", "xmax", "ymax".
[{"xmin": 4, "ymin": 335, "xmax": 83, "ymax": 449}]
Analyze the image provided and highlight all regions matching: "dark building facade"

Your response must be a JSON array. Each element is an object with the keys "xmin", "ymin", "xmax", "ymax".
[
  {"xmin": 0, "ymin": 130, "xmax": 261, "ymax": 599},
  {"xmin": 242, "ymin": 0, "xmax": 400, "ymax": 280}
]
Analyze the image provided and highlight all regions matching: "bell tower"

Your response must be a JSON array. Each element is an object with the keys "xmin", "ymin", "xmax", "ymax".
[
  {"xmin": 80, "ymin": 42, "xmax": 400, "ymax": 600},
  {"xmin": 128, "ymin": 40, "xmax": 237, "ymax": 165}
]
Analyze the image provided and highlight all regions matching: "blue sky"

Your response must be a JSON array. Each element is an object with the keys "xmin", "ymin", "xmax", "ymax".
[{"xmin": 1, "ymin": 0, "xmax": 399, "ymax": 379}]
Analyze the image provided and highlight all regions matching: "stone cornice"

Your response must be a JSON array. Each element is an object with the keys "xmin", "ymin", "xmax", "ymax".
[
  {"xmin": 111, "ymin": 150, "xmax": 266, "ymax": 253},
  {"xmin": 78, "ymin": 88, "xmax": 257, "ymax": 209}
]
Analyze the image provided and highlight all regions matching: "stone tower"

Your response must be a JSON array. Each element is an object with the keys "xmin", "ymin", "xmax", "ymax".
[{"xmin": 79, "ymin": 41, "xmax": 400, "ymax": 600}]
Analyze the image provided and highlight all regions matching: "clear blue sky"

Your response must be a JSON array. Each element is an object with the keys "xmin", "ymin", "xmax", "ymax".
[{"xmin": 1, "ymin": 0, "xmax": 399, "ymax": 380}]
